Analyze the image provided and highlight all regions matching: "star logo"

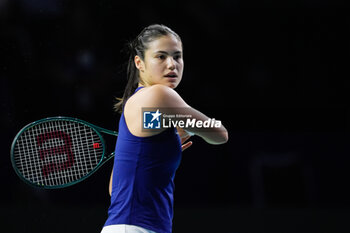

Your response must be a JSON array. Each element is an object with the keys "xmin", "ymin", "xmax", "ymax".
[{"xmin": 150, "ymin": 109, "xmax": 162, "ymax": 122}]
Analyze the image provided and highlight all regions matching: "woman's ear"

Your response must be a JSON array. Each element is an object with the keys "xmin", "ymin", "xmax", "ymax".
[{"xmin": 134, "ymin": 55, "xmax": 145, "ymax": 72}]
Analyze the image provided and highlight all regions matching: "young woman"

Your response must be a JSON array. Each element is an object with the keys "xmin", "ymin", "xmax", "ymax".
[{"xmin": 101, "ymin": 24, "xmax": 228, "ymax": 233}]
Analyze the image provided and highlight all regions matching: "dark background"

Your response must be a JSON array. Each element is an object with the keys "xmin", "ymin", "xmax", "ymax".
[{"xmin": 1, "ymin": 0, "xmax": 350, "ymax": 232}]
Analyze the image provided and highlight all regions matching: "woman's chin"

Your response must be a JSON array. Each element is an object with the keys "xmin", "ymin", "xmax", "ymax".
[{"xmin": 166, "ymin": 81, "xmax": 179, "ymax": 89}]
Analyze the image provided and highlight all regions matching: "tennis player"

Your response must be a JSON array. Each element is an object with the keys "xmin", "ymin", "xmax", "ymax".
[{"xmin": 101, "ymin": 24, "xmax": 228, "ymax": 233}]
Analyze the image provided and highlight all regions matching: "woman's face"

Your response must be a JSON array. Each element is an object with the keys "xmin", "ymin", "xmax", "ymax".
[{"xmin": 135, "ymin": 34, "xmax": 184, "ymax": 89}]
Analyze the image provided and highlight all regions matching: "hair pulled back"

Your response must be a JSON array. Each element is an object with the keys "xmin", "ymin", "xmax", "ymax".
[{"xmin": 114, "ymin": 24, "xmax": 181, "ymax": 113}]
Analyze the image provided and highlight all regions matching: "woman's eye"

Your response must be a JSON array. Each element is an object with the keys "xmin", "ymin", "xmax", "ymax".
[
  {"xmin": 174, "ymin": 55, "xmax": 181, "ymax": 60},
  {"xmin": 157, "ymin": 55, "xmax": 166, "ymax": 59}
]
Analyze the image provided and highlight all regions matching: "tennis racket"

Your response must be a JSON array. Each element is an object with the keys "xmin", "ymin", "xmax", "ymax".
[{"xmin": 10, "ymin": 116, "xmax": 118, "ymax": 189}]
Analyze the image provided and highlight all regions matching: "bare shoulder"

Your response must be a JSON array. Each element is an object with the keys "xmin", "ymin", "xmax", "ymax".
[
  {"xmin": 136, "ymin": 84, "xmax": 188, "ymax": 108},
  {"xmin": 147, "ymin": 84, "xmax": 178, "ymax": 99},
  {"xmin": 123, "ymin": 84, "xmax": 188, "ymax": 137}
]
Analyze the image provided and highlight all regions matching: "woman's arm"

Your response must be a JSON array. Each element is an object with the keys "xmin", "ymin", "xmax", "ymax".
[
  {"xmin": 109, "ymin": 168, "xmax": 113, "ymax": 196},
  {"xmin": 144, "ymin": 84, "xmax": 228, "ymax": 145}
]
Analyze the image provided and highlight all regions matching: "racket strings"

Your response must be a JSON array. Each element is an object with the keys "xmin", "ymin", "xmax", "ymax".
[{"xmin": 13, "ymin": 120, "xmax": 104, "ymax": 187}]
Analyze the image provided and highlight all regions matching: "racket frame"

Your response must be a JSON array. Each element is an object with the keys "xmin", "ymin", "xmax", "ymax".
[{"xmin": 10, "ymin": 116, "xmax": 118, "ymax": 189}]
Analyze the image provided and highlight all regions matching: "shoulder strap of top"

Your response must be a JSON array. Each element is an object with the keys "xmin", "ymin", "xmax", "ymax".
[{"xmin": 134, "ymin": 86, "xmax": 144, "ymax": 93}]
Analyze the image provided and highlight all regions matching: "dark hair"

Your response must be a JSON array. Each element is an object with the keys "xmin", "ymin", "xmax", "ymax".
[{"xmin": 114, "ymin": 24, "xmax": 182, "ymax": 113}]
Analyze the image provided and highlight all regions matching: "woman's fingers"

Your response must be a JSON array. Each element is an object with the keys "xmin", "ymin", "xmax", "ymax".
[
  {"xmin": 181, "ymin": 135, "xmax": 191, "ymax": 144},
  {"xmin": 181, "ymin": 141, "xmax": 193, "ymax": 151}
]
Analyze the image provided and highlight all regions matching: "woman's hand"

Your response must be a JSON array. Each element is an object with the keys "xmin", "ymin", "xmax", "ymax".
[{"xmin": 177, "ymin": 127, "xmax": 193, "ymax": 151}]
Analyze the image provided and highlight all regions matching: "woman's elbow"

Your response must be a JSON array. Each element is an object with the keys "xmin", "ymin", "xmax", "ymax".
[
  {"xmin": 207, "ymin": 130, "xmax": 228, "ymax": 145},
  {"xmin": 216, "ymin": 130, "xmax": 229, "ymax": 144}
]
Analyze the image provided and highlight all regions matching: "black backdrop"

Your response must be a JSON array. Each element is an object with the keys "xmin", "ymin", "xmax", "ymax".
[{"xmin": 1, "ymin": 0, "xmax": 350, "ymax": 232}]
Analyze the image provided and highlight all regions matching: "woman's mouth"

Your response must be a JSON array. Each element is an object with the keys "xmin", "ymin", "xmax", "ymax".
[{"xmin": 164, "ymin": 72, "xmax": 177, "ymax": 78}]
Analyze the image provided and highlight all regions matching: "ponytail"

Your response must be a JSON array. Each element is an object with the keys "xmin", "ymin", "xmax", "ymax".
[{"xmin": 113, "ymin": 42, "xmax": 140, "ymax": 113}]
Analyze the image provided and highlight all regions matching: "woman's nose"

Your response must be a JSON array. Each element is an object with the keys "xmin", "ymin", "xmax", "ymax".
[{"xmin": 167, "ymin": 57, "xmax": 176, "ymax": 70}]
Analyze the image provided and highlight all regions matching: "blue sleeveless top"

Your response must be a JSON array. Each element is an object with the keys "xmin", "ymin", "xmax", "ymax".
[{"xmin": 104, "ymin": 87, "xmax": 182, "ymax": 233}]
